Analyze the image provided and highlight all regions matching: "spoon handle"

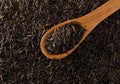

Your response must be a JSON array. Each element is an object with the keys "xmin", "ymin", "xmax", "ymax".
[{"xmin": 77, "ymin": 0, "xmax": 120, "ymax": 31}]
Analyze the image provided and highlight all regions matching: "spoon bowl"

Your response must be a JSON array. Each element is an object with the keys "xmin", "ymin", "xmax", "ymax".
[{"xmin": 40, "ymin": 0, "xmax": 120, "ymax": 59}]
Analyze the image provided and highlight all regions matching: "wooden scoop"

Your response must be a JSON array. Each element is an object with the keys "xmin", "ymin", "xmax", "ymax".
[{"xmin": 40, "ymin": 0, "xmax": 120, "ymax": 59}]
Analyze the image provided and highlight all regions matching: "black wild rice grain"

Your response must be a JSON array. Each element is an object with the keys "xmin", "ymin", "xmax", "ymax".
[{"xmin": 46, "ymin": 23, "xmax": 85, "ymax": 54}]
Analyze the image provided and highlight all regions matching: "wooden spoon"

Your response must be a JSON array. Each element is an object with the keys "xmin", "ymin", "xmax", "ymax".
[{"xmin": 40, "ymin": 0, "xmax": 120, "ymax": 59}]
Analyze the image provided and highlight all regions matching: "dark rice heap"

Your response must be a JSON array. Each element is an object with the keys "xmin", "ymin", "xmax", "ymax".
[
  {"xmin": 46, "ymin": 23, "xmax": 85, "ymax": 54},
  {"xmin": 0, "ymin": 0, "xmax": 120, "ymax": 83}
]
